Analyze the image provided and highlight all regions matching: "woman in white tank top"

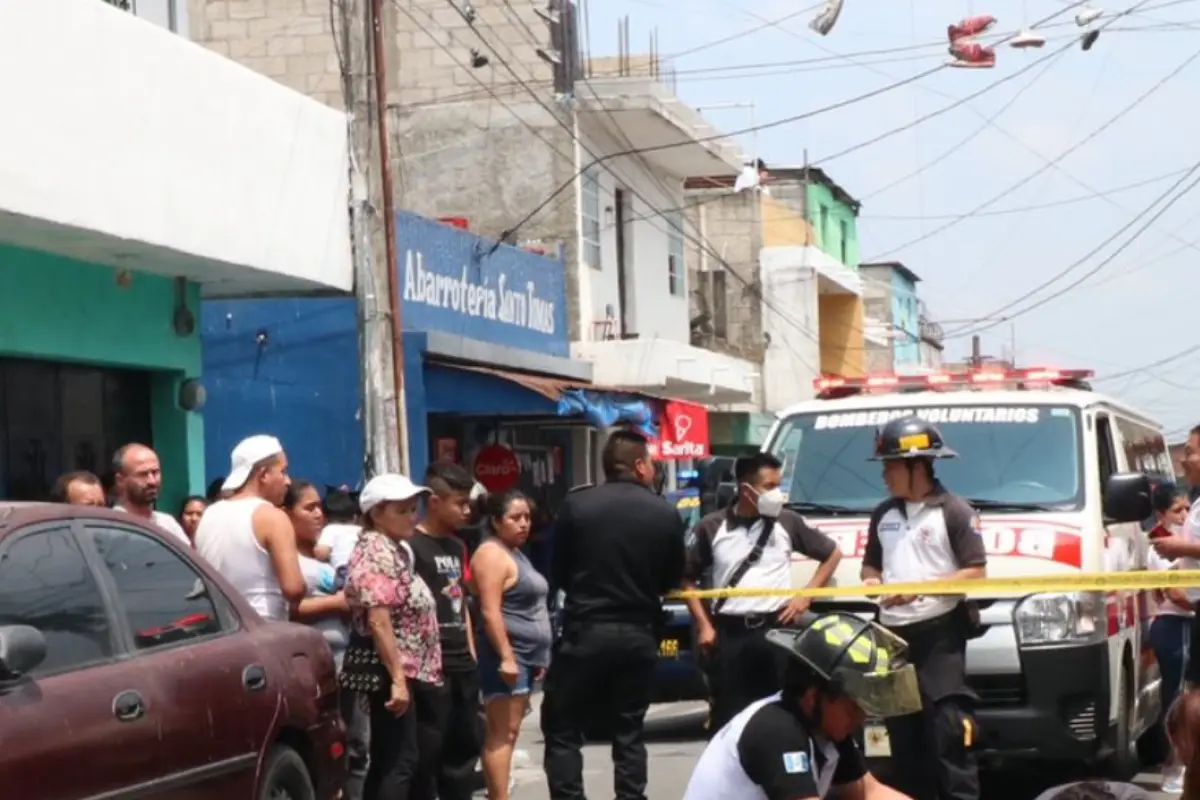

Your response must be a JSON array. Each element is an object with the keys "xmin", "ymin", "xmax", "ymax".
[{"xmin": 195, "ymin": 495, "xmax": 288, "ymax": 620}]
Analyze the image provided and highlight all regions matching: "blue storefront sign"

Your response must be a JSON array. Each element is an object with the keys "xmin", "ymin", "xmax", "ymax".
[{"xmin": 396, "ymin": 212, "xmax": 568, "ymax": 357}]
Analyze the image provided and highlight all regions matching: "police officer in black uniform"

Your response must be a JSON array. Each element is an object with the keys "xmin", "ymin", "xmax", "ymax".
[
  {"xmin": 860, "ymin": 415, "xmax": 987, "ymax": 800},
  {"xmin": 682, "ymin": 611, "xmax": 921, "ymax": 800},
  {"xmin": 541, "ymin": 429, "xmax": 687, "ymax": 800}
]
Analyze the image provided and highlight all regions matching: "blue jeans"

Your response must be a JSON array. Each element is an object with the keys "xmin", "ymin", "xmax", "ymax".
[
  {"xmin": 477, "ymin": 646, "xmax": 537, "ymax": 700},
  {"xmin": 1151, "ymin": 614, "xmax": 1191, "ymax": 722}
]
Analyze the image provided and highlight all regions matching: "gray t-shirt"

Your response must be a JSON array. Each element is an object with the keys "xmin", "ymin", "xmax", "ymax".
[{"xmin": 1032, "ymin": 782, "xmax": 1152, "ymax": 800}]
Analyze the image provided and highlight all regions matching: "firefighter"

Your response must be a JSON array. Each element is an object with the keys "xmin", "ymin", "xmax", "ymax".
[
  {"xmin": 683, "ymin": 611, "xmax": 921, "ymax": 800},
  {"xmin": 860, "ymin": 415, "xmax": 987, "ymax": 800}
]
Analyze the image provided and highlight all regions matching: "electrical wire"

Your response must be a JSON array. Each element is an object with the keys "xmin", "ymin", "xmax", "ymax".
[
  {"xmin": 661, "ymin": 3, "xmax": 824, "ymax": 60},
  {"xmin": 498, "ymin": 0, "xmax": 1108, "ymax": 246},
  {"xmin": 858, "ymin": 45, "xmax": 1072, "ymax": 201},
  {"xmin": 1094, "ymin": 344, "xmax": 1200, "ymax": 382},
  {"xmin": 948, "ymin": 158, "xmax": 1200, "ymax": 339},
  {"xmin": 439, "ymin": 1, "xmax": 867, "ymax": 364},
  {"xmin": 867, "ymin": 12, "xmax": 1197, "ymax": 262},
  {"xmin": 862, "ymin": 168, "xmax": 1192, "ymax": 219}
]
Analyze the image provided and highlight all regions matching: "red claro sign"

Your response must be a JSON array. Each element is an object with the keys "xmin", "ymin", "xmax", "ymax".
[{"xmin": 473, "ymin": 445, "xmax": 520, "ymax": 492}]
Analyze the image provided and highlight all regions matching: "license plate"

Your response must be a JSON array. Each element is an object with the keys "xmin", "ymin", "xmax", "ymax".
[
  {"xmin": 864, "ymin": 724, "xmax": 890, "ymax": 758},
  {"xmin": 658, "ymin": 638, "xmax": 680, "ymax": 659}
]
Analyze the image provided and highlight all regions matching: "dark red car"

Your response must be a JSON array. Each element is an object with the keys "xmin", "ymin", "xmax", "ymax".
[{"xmin": 0, "ymin": 503, "xmax": 346, "ymax": 799}]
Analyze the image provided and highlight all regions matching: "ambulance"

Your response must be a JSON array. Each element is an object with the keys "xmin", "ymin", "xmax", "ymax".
[{"xmin": 774, "ymin": 367, "xmax": 1168, "ymax": 775}]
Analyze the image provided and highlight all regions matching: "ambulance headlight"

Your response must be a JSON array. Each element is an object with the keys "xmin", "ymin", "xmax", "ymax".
[{"xmin": 1014, "ymin": 592, "xmax": 1104, "ymax": 646}]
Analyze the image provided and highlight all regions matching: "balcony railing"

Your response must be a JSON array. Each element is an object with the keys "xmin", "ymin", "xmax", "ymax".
[{"xmin": 918, "ymin": 314, "xmax": 944, "ymax": 347}]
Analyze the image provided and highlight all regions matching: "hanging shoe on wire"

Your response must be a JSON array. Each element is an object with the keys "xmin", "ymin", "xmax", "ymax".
[
  {"xmin": 1075, "ymin": 6, "xmax": 1103, "ymax": 26},
  {"xmin": 1076, "ymin": 5, "xmax": 1103, "ymax": 51},
  {"xmin": 947, "ymin": 40, "xmax": 996, "ymax": 68},
  {"xmin": 947, "ymin": 14, "xmax": 996, "ymax": 43},
  {"xmin": 1010, "ymin": 27, "xmax": 1046, "ymax": 49},
  {"xmin": 809, "ymin": 0, "xmax": 845, "ymax": 36}
]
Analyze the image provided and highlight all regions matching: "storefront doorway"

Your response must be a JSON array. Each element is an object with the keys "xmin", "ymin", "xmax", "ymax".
[{"xmin": 0, "ymin": 357, "xmax": 153, "ymax": 500}]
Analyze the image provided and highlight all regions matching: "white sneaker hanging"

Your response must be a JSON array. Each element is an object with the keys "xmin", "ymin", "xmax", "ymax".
[{"xmin": 1010, "ymin": 28, "xmax": 1046, "ymax": 48}]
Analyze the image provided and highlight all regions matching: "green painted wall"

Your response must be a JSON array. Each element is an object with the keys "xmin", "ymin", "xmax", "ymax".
[
  {"xmin": 807, "ymin": 182, "xmax": 860, "ymax": 268},
  {"xmin": 0, "ymin": 246, "xmax": 204, "ymax": 509},
  {"xmin": 709, "ymin": 411, "xmax": 776, "ymax": 451}
]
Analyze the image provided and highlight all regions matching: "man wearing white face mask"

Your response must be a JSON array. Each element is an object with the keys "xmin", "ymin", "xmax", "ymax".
[{"xmin": 683, "ymin": 452, "xmax": 842, "ymax": 732}]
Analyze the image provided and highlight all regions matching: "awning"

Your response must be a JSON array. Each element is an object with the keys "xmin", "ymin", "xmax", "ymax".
[
  {"xmin": 426, "ymin": 360, "xmax": 658, "ymax": 436},
  {"xmin": 426, "ymin": 361, "xmax": 711, "ymax": 459},
  {"xmin": 432, "ymin": 362, "xmax": 590, "ymax": 401}
]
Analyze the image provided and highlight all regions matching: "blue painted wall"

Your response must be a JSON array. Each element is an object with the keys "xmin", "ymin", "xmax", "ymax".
[
  {"xmin": 891, "ymin": 270, "xmax": 921, "ymax": 369},
  {"xmin": 202, "ymin": 215, "xmax": 571, "ymax": 488},
  {"xmin": 201, "ymin": 297, "xmax": 363, "ymax": 489}
]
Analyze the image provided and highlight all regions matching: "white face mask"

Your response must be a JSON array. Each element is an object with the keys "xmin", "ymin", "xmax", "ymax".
[
  {"xmin": 1169, "ymin": 522, "xmax": 1183, "ymax": 535},
  {"xmin": 755, "ymin": 487, "xmax": 786, "ymax": 519}
]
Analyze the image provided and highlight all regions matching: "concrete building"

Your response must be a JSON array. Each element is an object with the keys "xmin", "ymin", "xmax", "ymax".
[
  {"xmin": 859, "ymin": 262, "xmax": 945, "ymax": 374},
  {"xmin": 0, "ymin": 0, "xmax": 350, "ymax": 507},
  {"xmin": 684, "ymin": 166, "xmax": 867, "ymax": 422},
  {"xmin": 193, "ymin": 0, "xmax": 760, "ymax": 403}
]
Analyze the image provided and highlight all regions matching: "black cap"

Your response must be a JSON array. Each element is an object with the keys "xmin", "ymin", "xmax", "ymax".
[{"xmin": 870, "ymin": 415, "xmax": 957, "ymax": 461}]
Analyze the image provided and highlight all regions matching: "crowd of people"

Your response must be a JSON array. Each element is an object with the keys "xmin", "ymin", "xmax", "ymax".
[{"xmin": 42, "ymin": 420, "xmax": 1200, "ymax": 800}]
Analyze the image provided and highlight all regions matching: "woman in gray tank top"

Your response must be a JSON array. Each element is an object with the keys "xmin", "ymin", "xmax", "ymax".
[{"xmin": 471, "ymin": 490, "xmax": 553, "ymax": 800}]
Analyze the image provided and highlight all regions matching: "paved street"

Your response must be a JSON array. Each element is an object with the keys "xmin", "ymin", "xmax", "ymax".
[{"xmin": 505, "ymin": 697, "xmax": 1175, "ymax": 799}]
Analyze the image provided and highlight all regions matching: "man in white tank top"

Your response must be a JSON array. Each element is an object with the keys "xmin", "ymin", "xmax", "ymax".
[
  {"xmin": 195, "ymin": 435, "xmax": 306, "ymax": 621},
  {"xmin": 110, "ymin": 443, "xmax": 190, "ymax": 545}
]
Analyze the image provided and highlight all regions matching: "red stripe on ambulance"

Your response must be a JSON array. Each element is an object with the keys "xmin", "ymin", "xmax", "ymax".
[{"xmin": 795, "ymin": 519, "xmax": 1083, "ymax": 569}]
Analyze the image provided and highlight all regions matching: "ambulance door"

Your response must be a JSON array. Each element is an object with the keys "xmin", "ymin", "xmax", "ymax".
[
  {"xmin": 1097, "ymin": 409, "xmax": 1149, "ymax": 753},
  {"xmin": 1113, "ymin": 413, "xmax": 1168, "ymax": 741}
]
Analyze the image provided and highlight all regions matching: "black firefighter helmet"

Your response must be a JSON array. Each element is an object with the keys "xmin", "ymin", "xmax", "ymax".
[
  {"xmin": 870, "ymin": 414, "xmax": 957, "ymax": 461},
  {"xmin": 765, "ymin": 612, "xmax": 922, "ymax": 718}
]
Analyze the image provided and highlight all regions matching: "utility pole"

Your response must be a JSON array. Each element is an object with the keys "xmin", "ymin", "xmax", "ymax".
[
  {"xmin": 970, "ymin": 335, "xmax": 982, "ymax": 369},
  {"xmin": 343, "ymin": 0, "xmax": 409, "ymax": 478}
]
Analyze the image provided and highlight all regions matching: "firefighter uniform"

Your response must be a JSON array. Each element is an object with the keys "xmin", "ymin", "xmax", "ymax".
[{"xmin": 863, "ymin": 415, "xmax": 986, "ymax": 800}]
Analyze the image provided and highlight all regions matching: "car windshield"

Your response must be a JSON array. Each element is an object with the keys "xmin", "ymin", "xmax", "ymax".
[{"xmin": 768, "ymin": 404, "xmax": 1083, "ymax": 513}]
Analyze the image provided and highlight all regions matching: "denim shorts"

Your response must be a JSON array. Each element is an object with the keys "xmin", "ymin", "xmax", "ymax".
[{"xmin": 478, "ymin": 649, "xmax": 537, "ymax": 700}]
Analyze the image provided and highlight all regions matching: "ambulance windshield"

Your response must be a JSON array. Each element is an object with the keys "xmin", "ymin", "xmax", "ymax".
[{"xmin": 768, "ymin": 405, "xmax": 1083, "ymax": 513}]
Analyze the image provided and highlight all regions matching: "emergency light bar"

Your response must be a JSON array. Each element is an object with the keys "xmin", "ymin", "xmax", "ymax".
[{"xmin": 813, "ymin": 367, "xmax": 1094, "ymax": 400}]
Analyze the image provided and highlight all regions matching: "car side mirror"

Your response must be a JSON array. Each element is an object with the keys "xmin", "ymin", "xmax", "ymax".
[
  {"xmin": 1103, "ymin": 472, "xmax": 1153, "ymax": 524},
  {"xmin": 715, "ymin": 482, "xmax": 737, "ymax": 511},
  {"xmin": 0, "ymin": 625, "xmax": 46, "ymax": 680}
]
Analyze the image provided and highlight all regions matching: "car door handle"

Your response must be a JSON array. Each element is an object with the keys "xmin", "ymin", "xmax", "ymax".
[
  {"xmin": 242, "ymin": 664, "xmax": 267, "ymax": 692},
  {"xmin": 112, "ymin": 690, "xmax": 145, "ymax": 722}
]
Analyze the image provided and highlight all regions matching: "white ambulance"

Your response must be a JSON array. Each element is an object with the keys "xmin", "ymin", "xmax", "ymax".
[{"xmin": 773, "ymin": 367, "xmax": 1168, "ymax": 775}]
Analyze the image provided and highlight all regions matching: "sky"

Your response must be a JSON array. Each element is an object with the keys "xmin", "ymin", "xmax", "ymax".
[{"xmin": 583, "ymin": 0, "xmax": 1200, "ymax": 436}]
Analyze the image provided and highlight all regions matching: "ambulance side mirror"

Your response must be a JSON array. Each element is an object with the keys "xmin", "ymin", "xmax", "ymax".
[{"xmin": 1103, "ymin": 472, "xmax": 1153, "ymax": 524}]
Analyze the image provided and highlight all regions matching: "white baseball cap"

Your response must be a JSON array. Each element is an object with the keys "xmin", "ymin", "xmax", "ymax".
[
  {"xmin": 359, "ymin": 474, "xmax": 432, "ymax": 514},
  {"xmin": 222, "ymin": 435, "xmax": 285, "ymax": 492}
]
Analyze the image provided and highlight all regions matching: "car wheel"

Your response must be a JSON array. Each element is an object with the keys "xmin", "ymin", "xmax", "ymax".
[{"xmin": 259, "ymin": 745, "xmax": 316, "ymax": 800}]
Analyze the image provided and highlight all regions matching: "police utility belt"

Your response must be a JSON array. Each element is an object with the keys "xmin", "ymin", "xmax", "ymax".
[{"xmin": 711, "ymin": 517, "xmax": 782, "ymax": 631}]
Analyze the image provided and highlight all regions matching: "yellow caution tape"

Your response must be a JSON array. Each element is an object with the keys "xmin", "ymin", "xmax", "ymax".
[{"xmin": 667, "ymin": 569, "xmax": 1200, "ymax": 601}]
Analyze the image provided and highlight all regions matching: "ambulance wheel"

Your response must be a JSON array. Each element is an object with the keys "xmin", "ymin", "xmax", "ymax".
[{"xmin": 1104, "ymin": 660, "xmax": 1138, "ymax": 780}]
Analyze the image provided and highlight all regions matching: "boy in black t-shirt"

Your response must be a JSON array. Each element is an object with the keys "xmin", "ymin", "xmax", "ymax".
[{"xmin": 410, "ymin": 461, "xmax": 480, "ymax": 800}]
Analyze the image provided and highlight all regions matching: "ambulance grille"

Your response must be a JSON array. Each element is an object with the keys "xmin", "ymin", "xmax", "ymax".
[{"xmin": 966, "ymin": 674, "xmax": 1025, "ymax": 707}]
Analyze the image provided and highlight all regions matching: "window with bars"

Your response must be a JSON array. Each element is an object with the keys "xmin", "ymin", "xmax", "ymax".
[
  {"xmin": 581, "ymin": 170, "xmax": 601, "ymax": 269},
  {"xmin": 667, "ymin": 211, "xmax": 685, "ymax": 296}
]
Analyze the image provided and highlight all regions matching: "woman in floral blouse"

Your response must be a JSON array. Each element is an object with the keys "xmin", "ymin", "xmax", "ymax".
[{"xmin": 341, "ymin": 474, "xmax": 443, "ymax": 800}]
